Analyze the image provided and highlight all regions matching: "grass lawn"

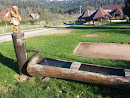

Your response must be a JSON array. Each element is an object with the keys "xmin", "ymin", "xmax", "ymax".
[
  {"xmin": 0, "ymin": 24, "xmax": 44, "ymax": 34},
  {"xmin": 0, "ymin": 23, "xmax": 130, "ymax": 97}
]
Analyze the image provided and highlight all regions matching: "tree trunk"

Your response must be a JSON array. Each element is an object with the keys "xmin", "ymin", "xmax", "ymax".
[
  {"xmin": 27, "ymin": 56, "xmax": 130, "ymax": 90},
  {"xmin": 12, "ymin": 32, "xmax": 28, "ymax": 75}
]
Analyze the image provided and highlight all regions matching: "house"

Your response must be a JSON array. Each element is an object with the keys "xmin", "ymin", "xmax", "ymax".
[
  {"xmin": 78, "ymin": 7, "xmax": 112, "ymax": 24},
  {"xmin": 102, "ymin": 4, "xmax": 125, "ymax": 19},
  {"xmin": 29, "ymin": 14, "xmax": 40, "ymax": 20},
  {"xmin": 102, "ymin": 4, "xmax": 125, "ymax": 12},
  {"xmin": 89, "ymin": 7, "xmax": 112, "ymax": 20},
  {"xmin": 0, "ymin": 9, "xmax": 11, "ymax": 21},
  {"xmin": 78, "ymin": 10, "xmax": 94, "ymax": 21},
  {"xmin": 82, "ymin": 10, "xmax": 93, "ymax": 19},
  {"xmin": 109, "ymin": 7, "xmax": 123, "ymax": 19}
]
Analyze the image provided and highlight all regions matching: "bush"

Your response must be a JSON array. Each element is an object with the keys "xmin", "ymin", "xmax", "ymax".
[
  {"xmin": 116, "ymin": 16, "xmax": 120, "ymax": 20},
  {"xmin": 29, "ymin": 19, "xmax": 39, "ymax": 25},
  {"xmin": 123, "ymin": 15, "xmax": 129, "ymax": 22},
  {"xmin": 0, "ymin": 19, "xmax": 10, "ymax": 26},
  {"xmin": 20, "ymin": 20, "xmax": 28, "ymax": 24}
]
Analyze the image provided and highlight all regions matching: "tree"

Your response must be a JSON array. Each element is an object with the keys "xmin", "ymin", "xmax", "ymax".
[{"xmin": 124, "ymin": 0, "xmax": 130, "ymax": 17}]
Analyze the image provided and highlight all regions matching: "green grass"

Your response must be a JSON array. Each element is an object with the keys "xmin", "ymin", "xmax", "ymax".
[
  {"xmin": 0, "ymin": 24, "xmax": 44, "ymax": 34},
  {"xmin": 0, "ymin": 22, "xmax": 130, "ymax": 97}
]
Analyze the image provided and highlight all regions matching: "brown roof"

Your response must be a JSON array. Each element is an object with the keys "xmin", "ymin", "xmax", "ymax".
[
  {"xmin": 0, "ymin": 10, "xmax": 11, "ymax": 21},
  {"xmin": 78, "ymin": 10, "xmax": 94, "ymax": 19},
  {"xmin": 110, "ymin": 7, "xmax": 123, "ymax": 15},
  {"xmin": 82, "ymin": 10, "xmax": 93, "ymax": 18},
  {"xmin": 78, "ymin": 13, "xmax": 84, "ymax": 19},
  {"xmin": 90, "ymin": 7, "xmax": 112, "ymax": 20},
  {"xmin": 102, "ymin": 4, "xmax": 125, "ymax": 11},
  {"xmin": 30, "ymin": 14, "xmax": 40, "ymax": 19}
]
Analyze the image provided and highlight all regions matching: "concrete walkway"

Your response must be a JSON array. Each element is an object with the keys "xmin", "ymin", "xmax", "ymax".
[{"xmin": 0, "ymin": 25, "xmax": 71, "ymax": 43}]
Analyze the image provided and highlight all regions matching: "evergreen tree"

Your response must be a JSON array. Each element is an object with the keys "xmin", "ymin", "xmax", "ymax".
[{"xmin": 124, "ymin": 0, "xmax": 130, "ymax": 17}]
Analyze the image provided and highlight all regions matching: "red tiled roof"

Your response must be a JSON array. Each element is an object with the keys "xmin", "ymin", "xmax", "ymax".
[
  {"xmin": 102, "ymin": 4, "xmax": 125, "ymax": 11},
  {"xmin": 90, "ymin": 7, "xmax": 112, "ymax": 20},
  {"xmin": 0, "ymin": 10, "xmax": 11, "ymax": 21},
  {"xmin": 30, "ymin": 14, "xmax": 40, "ymax": 19}
]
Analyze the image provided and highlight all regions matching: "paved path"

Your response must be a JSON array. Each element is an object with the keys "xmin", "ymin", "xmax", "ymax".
[{"xmin": 0, "ymin": 25, "xmax": 71, "ymax": 43}]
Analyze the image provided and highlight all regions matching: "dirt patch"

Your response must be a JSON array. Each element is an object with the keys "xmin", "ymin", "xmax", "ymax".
[
  {"xmin": 73, "ymin": 42, "xmax": 130, "ymax": 61},
  {"xmin": 84, "ymin": 34, "xmax": 109, "ymax": 37}
]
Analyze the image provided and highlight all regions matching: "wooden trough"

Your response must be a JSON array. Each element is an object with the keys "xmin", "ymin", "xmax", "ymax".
[
  {"xmin": 27, "ymin": 55, "xmax": 130, "ymax": 90},
  {"xmin": 11, "ymin": 32, "xmax": 130, "ymax": 90}
]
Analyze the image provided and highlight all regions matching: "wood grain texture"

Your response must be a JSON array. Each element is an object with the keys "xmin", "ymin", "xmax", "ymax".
[
  {"xmin": 27, "ymin": 56, "xmax": 130, "ymax": 90},
  {"xmin": 124, "ymin": 69, "xmax": 130, "ymax": 78},
  {"xmin": 70, "ymin": 62, "xmax": 81, "ymax": 70},
  {"xmin": 12, "ymin": 32, "xmax": 28, "ymax": 75}
]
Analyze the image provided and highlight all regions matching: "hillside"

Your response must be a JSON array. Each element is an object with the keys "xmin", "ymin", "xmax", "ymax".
[{"xmin": 0, "ymin": 0, "xmax": 125, "ymax": 20}]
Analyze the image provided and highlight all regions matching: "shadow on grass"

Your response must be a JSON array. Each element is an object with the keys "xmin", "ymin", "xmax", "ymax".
[
  {"xmin": 111, "ymin": 22, "xmax": 130, "ymax": 25},
  {"xmin": 66, "ymin": 25, "xmax": 130, "ymax": 35},
  {"xmin": 66, "ymin": 22, "xmax": 130, "ymax": 30},
  {"xmin": 67, "ymin": 26, "xmax": 130, "ymax": 30},
  {"xmin": 0, "ymin": 53, "xmax": 19, "ymax": 74}
]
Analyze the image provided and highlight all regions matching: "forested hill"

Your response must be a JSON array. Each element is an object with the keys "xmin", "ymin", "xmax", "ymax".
[
  {"xmin": 43, "ymin": 0, "xmax": 124, "ymax": 13},
  {"xmin": 0, "ymin": 0, "xmax": 124, "ymax": 20}
]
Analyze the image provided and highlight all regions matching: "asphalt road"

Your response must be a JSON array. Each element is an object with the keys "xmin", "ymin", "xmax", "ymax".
[{"xmin": 0, "ymin": 24, "xmax": 71, "ymax": 43}]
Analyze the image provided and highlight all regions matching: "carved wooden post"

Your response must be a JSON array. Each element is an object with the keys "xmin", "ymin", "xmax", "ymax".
[{"xmin": 12, "ymin": 32, "xmax": 28, "ymax": 75}]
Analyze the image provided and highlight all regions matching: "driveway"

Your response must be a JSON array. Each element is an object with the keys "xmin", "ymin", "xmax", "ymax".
[{"xmin": 0, "ymin": 25, "xmax": 71, "ymax": 43}]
